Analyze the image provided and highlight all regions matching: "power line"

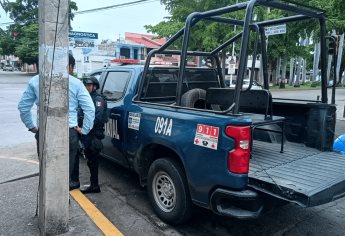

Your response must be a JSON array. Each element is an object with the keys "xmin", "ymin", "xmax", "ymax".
[
  {"xmin": 0, "ymin": 0, "xmax": 160, "ymax": 26},
  {"xmin": 74, "ymin": 0, "xmax": 159, "ymax": 15}
]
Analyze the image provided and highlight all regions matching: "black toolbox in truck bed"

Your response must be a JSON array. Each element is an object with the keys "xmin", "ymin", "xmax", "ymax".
[{"xmin": 249, "ymin": 141, "xmax": 345, "ymax": 207}]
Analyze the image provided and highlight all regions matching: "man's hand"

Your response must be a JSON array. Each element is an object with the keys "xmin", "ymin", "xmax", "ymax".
[
  {"xmin": 29, "ymin": 127, "xmax": 38, "ymax": 133},
  {"xmin": 74, "ymin": 126, "xmax": 82, "ymax": 134}
]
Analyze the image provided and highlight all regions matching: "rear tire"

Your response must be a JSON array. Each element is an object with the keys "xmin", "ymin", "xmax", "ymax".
[{"xmin": 147, "ymin": 157, "xmax": 192, "ymax": 224}]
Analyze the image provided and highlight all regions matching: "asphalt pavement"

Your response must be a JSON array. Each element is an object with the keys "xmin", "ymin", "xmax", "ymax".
[{"xmin": 0, "ymin": 72, "xmax": 103, "ymax": 236}]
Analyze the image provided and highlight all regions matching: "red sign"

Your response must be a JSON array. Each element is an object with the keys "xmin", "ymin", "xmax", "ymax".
[{"xmin": 196, "ymin": 124, "xmax": 219, "ymax": 137}]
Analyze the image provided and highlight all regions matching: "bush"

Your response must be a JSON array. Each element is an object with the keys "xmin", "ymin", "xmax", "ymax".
[{"xmin": 311, "ymin": 81, "xmax": 321, "ymax": 87}]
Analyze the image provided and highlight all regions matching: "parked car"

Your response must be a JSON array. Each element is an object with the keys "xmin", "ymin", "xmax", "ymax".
[{"xmin": 3, "ymin": 65, "xmax": 14, "ymax": 72}]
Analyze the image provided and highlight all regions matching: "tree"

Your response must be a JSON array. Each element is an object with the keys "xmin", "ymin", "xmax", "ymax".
[
  {"xmin": 14, "ymin": 23, "xmax": 38, "ymax": 65},
  {"xmin": 146, "ymin": 0, "xmax": 242, "ymax": 51},
  {"xmin": 0, "ymin": 0, "xmax": 77, "ymax": 65},
  {"xmin": 146, "ymin": 0, "xmax": 345, "ymax": 84},
  {"xmin": 0, "ymin": 28, "xmax": 16, "ymax": 56}
]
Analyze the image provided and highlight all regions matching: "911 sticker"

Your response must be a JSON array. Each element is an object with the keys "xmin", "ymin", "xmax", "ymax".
[
  {"xmin": 128, "ymin": 112, "xmax": 141, "ymax": 130},
  {"xmin": 194, "ymin": 124, "xmax": 219, "ymax": 150}
]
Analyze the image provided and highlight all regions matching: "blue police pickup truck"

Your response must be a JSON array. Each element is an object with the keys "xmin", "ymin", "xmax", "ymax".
[{"xmin": 91, "ymin": 1, "xmax": 345, "ymax": 224}]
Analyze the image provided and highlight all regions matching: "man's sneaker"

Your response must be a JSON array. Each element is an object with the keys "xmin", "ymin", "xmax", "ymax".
[
  {"xmin": 69, "ymin": 181, "xmax": 80, "ymax": 190},
  {"xmin": 80, "ymin": 185, "xmax": 101, "ymax": 194}
]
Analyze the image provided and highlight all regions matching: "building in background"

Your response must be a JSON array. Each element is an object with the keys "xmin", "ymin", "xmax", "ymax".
[
  {"xmin": 115, "ymin": 37, "xmax": 144, "ymax": 60},
  {"xmin": 69, "ymin": 31, "xmax": 116, "ymax": 77},
  {"xmin": 69, "ymin": 31, "xmax": 181, "ymax": 78},
  {"xmin": 125, "ymin": 32, "xmax": 179, "ymax": 65}
]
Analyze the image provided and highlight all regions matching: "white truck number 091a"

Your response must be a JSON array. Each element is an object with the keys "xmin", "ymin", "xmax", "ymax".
[{"xmin": 155, "ymin": 117, "xmax": 173, "ymax": 136}]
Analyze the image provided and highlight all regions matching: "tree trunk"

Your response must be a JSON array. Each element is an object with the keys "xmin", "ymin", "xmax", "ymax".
[
  {"xmin": 289, "ymin": 58, "xmax": 294, "ymax": 85},
  {"xmin": 259, "ymin": 54, "xmax": 264, "ymax": 85},
  {"xmin": 302, "ymin": 58, "xmax": 307, "ymax": 84},
  {"xmin": 268, "ymin": 63, "xmax": 272, "ymax": 85},
  {"xmin": 281, "ymin": 56, "xmax": 287, "ymax": 81},
  {"xmin": 272, "ymin": 68, "xmax": 277, "ymax": 85},
  {"xmin": 312, "ymin": 43, "xmax": 320, "ymax": 82},
  {"xmin": 276, "ymin": 57, "xmax": 281, "ymax": 85},
  {"xmin": 327, "ymin": 54, "xmax": 333, "ymax": 84},
  {"xmin": 294, "ymin": 57, "xmax": 302, "ymax": 86},
  {"xmin": 340, "ymin": 64, "xmax": 345, "ymax": 85},
  {"xmin": 337, "ymin": 34, "xmax": 344, "ymax": 85},
  {"xmin": 221, "ymin": 50, "xmax": 226, "ymax": 79}
]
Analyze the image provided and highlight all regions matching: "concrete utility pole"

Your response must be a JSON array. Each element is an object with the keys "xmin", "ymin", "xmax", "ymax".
[{"xmin": 38, "ymin": 0, "xmax": 69, "ymax": 235}]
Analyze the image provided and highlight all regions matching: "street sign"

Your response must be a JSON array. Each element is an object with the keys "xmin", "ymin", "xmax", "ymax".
[
  {"xmin": 265, "ymin": 24, "xmax": 286, "ymax": 36},
  {"xmin": 228, "ymin": 63, "xmax": 236, "ymax": 75}
]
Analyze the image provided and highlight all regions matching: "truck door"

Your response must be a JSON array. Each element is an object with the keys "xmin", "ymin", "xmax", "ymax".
[{"xmin": 100, "ymin": 70, "xmax": 132, "ymax": 167}]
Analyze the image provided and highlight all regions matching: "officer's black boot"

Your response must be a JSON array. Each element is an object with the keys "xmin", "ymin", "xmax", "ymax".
[
  {"xmin": 81, "ymin": 154, "xmax": 100, "ymax": 194},
  {"xmin": 69, "ymin": 180, "xmax": 80, "ymax": 190},
  {"xmin": 80, "ymin": 185, "xmax": 101, "ymax": 194}
]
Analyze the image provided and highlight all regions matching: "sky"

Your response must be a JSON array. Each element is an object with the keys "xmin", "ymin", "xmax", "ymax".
[{"xmin": 0, "ymin": 0, "xmax": 170, "ymax": 41}]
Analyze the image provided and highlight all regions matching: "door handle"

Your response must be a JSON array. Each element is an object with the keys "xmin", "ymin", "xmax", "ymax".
[{"xmin": 110, "ymin": 113, "xmax": 121, "ymax": 119}]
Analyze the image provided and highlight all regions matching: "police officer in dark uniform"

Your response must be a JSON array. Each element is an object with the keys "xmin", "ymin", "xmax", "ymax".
[{"xmin": 80, "ymin": 76, "xmax": 108, "ymax": 193}]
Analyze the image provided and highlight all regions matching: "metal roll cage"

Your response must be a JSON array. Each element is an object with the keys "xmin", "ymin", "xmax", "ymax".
[{"xmin": 137, "ymin": 0, "xmax": 328, "ymax": 114}]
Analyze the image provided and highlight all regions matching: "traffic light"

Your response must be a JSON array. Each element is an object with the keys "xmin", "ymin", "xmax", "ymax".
[{"xmin": 328, "ymin": 36, "xmax": 337, "ymax": 55}]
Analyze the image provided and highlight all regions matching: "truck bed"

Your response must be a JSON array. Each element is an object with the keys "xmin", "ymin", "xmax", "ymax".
[{"xmin": 248, "ymin": 141, "xmax": 345, "ymax": 207}]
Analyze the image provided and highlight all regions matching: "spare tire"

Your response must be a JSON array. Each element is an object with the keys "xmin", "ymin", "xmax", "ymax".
[{"xmin": 181, "ymin": 88, "xmax": 207, "ymax": 109}]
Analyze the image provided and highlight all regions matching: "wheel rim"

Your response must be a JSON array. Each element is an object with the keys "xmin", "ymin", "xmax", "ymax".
[{"xmin": 152, "ymin": 171, "xmax": 176, "ymax": 213}]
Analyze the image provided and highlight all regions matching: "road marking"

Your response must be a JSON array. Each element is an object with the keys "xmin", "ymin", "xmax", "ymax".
[
  {"xmin": 0, "ymin": 156, "xmax": 39, "ymax": 164},
  {"xmin": 70, "ymin": 189, "xmax": 123, "ymax": 236}
]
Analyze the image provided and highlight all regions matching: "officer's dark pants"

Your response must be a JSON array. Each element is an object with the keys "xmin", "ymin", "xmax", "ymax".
[
  {"xmin": 35, "ymin": 132, "xmax": 39, "ymax": 156},
  {"xmin": 85, "ymin": 146, "xmax": 100, "ymax": 187},
  {"xmin": 69, "ymin": 128, "xmax": 79, "ymax": 182},
  {"xmin": 34, "ymin": 128, "xmax": 80, "ymax": 182}
]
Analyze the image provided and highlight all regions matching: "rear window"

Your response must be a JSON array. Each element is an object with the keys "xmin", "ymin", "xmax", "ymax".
[
  {"xmin": 140, "ymin": 68, "xmax": 220, "ymax": 101},
  {"xmin": 185, "ymin": 70, "xmax": 218, "ymax": 82}
]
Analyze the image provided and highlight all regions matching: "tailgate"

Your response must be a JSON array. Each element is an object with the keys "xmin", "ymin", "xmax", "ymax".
[{"xmin": 248, "ymin": 141, "xmax": 345, "ymax": 207}]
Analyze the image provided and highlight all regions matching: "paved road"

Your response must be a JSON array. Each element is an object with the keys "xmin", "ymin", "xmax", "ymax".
[
  {"xmin": 271, "ymin": 88, "xmax": 345, "ymax": 120},
  {"xmin": 2, "ymin": 71, "xmax": 345, "ymax": 235},
  {"xmin": 0, "ymin": 71, "xmax": 36, "ymax": 145}
]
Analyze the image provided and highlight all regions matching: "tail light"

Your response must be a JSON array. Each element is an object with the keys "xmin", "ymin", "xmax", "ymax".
[{"xmin": 225, "ymin": 126, "xmax": 251, "ymax": 174}]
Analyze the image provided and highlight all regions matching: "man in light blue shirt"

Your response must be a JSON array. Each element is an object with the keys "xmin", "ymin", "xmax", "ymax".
[{"xmin": 18, "ymin": 54, "xmax": 95, "ymax": 190}]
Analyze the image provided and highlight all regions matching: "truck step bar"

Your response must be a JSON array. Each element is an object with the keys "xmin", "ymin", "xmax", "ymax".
[{"xmin": 248, "ymin": 141, "xmax": 345, "ymax": 207}]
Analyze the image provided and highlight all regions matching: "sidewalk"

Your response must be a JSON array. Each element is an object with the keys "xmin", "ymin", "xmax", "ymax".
[{"xmin": 0, "ymin": 143, "xmax": 103, "ymax": 236}]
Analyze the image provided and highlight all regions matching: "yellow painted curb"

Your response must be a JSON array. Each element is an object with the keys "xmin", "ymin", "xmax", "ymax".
[{"xmin": 70, "ymin": 189, "xmax": 123, "ymax": 236}]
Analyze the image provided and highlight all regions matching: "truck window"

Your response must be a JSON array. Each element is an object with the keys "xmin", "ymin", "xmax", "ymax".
[
  {"xmin": 91, "ymin": 72, "xmax": 102, "ymax": 80},
  {"xmin": 140, "ymin": 68, "xmax": 220, "ymax": 103},
  {"xmin": 102, "ymin": 71, "xmax": 130, "ymax": 100}
]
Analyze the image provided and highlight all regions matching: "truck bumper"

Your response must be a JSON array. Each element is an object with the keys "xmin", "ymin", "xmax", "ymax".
[{"xmin": 210, "ymin": 188, "xmax": 263, "ymax": 219}]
